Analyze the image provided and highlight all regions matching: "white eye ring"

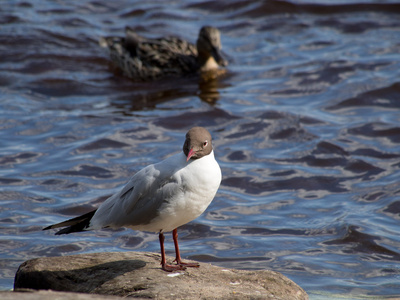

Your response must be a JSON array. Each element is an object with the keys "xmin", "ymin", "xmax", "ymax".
[{"xmin": 203, "ymin": 140, "xmax": 208, "ymax": 147}]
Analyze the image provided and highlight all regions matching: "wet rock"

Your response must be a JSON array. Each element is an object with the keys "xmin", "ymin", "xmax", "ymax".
[{"xmin": 14, "ymin": 252, "xmax": 308, "ymax": 300}]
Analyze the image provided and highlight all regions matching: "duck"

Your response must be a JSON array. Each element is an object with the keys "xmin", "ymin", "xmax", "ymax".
[
  {"xmin": 43, "ymin": 127, "xmax": 222, "ymax": 272},
  {"xmin": 99, "ymin": 26, "xmax": 228, "ymax": 80}
]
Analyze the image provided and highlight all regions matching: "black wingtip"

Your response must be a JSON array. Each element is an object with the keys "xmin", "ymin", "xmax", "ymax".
[
  {"xmin": 42, "ymin": 225, "xmax": 52, "ymax": 231},
  {"xmin": 43, "ymin": 209, "xmax": 97, "ymax": 235}
]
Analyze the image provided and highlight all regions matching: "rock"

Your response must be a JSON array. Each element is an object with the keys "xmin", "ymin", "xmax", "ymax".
[
  {"xmin": 2, "ymin": 290, "xmax": 123, "ymax": 300},
  {"xmin": 14, "ymin": 252, "xmax": 308, "ymax": 300}
]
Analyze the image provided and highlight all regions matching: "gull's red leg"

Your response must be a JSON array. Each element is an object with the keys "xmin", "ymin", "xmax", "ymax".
[
  {"xmin": 172, "ymin": 228, "xmax": 199, "ymax": 268},
  {"xmin": 159, "ymin": 231, "xmax": 186, "ymax": 272}
]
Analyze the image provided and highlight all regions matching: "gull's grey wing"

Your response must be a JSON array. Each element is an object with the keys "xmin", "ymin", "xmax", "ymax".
[{"xmin": 89, "ymin": 155, "xmax": 185, "ymax": 229}]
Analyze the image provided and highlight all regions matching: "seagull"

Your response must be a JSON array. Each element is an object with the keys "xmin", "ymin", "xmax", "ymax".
[
  {"xmin": 99, "ymin": 26, "xmax": 228, "ymax": 80},
  {"xmin": 43, "ymin": 127, "xmax": 222, "ymax": 272}
]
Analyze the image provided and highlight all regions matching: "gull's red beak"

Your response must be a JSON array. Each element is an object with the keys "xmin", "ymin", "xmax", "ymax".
[{"xmin": 186, "ymin": 149, "xmax": 195, "ymax": 162}]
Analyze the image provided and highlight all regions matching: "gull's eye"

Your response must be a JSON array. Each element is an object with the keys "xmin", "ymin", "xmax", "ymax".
[{"xmin": 203, "ymin": 140, "xmax": 208, "ymax": 147}]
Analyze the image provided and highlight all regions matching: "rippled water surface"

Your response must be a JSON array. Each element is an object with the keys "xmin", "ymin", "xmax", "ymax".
[{"xmin": 2, "ymin": 1, "xmax": 400, "ymax": 298}]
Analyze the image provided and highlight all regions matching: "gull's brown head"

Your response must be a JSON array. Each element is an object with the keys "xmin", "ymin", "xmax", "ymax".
[{"xmin": 183, "ymin": 127, "xmax": 213, "ymax": 162}]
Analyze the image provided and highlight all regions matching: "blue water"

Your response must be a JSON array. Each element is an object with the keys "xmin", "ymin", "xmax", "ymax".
[{"xmin": 2, "ymin": 1, "xmax": 400, "ymax": 298}]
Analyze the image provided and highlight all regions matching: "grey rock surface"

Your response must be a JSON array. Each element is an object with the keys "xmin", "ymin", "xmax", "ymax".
[
  {"xmin": 14, "ymin": 251, "xmax": 308, "ymax": 299},
  {"xmin": 2, "ymin": 290, "xmax": 124, "ymax": 300}
]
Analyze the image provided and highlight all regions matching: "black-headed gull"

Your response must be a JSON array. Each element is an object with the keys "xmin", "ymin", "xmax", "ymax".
[{"xmin": 43, "ymin": 127, "xmax": 222, "ymax": 272}]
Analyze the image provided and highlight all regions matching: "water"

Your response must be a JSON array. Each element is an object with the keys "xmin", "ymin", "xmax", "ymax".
[{"xmin": 1, "ymin": 0, "xmax": 400, "ymax": 298}]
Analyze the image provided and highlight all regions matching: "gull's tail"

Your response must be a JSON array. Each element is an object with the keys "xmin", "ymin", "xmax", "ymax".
[{"xmin": 43, "ymin": 210, "xmax": 97, "ymax": 235}]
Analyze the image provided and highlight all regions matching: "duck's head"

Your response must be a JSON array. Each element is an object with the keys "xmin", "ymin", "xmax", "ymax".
[{"xmin": 196, "ymin": 26, "xmax": 228, "ymax": 72}]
